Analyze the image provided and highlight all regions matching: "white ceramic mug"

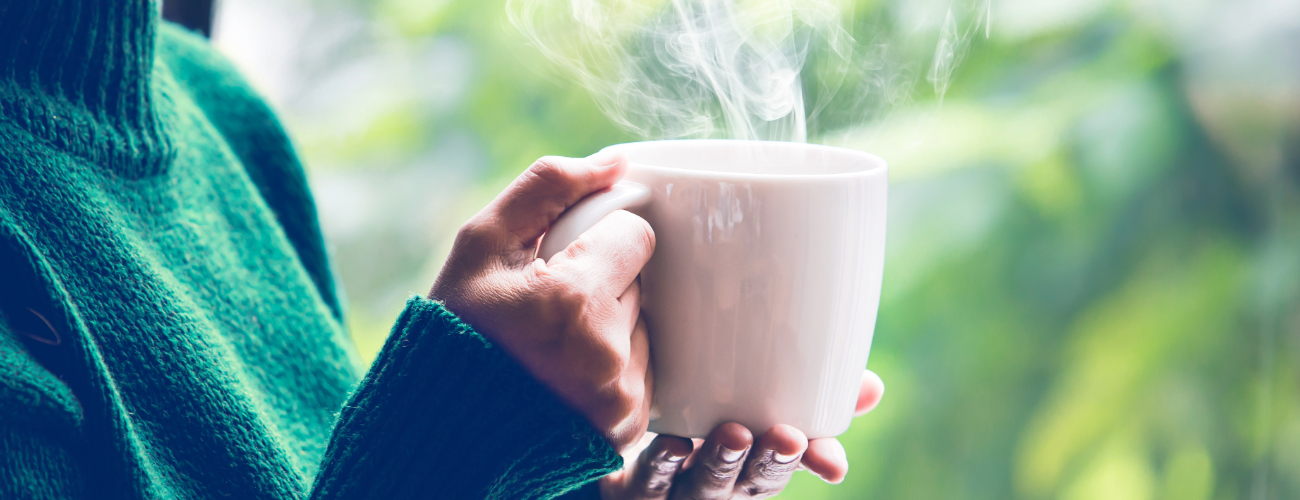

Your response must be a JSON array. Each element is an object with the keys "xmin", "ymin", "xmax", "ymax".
[{"xmin": 539, "ymin": 140, "xmax": 887, "ymax": 439}]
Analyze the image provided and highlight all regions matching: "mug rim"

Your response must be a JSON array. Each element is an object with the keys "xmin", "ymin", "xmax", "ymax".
[{"xmin": 600, "ymin": 139, "xmax": 888, "ymax": 181}]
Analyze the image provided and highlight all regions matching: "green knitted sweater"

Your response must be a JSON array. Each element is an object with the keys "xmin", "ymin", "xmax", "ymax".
[{"xmin": 0, "ymin": 2, "xmax": 619, "ymax": 499}]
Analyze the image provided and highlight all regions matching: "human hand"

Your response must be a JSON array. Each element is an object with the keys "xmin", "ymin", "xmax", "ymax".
[
  {"xmin": 429, "ymin": 153, "xmax": 655, "ymax": 450},
  {"xmin": 599, "ymin": 370, "xmax": 885, "ymax": 499}
]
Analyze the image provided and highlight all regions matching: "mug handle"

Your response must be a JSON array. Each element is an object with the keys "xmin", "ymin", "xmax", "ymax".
[{"xmin": 536, "ymin": 181, "xmax": 653, "ymax": 261}]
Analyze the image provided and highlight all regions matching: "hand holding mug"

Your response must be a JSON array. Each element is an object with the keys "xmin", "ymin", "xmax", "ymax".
[
  {"xmin": 432, "ymin": 141, "xmax": 889, "ymax": 496},
  {"xmin": 540, "ymin": 141, "xmax": 889, "ymax": 439},
  {"xmin": 429, "ymin": 153, "xmax": 654, "ymax": 449}
]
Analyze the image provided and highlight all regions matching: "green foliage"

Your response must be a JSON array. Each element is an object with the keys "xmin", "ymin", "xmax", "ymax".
[{"xmin": 252, "ymin": 0, "xmax": 1300, "ymax": 497}]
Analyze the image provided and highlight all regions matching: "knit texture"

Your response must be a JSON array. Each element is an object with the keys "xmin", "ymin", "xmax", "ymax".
[{"xmin": 0, "ymin": 2, "xmax": 621, "ymax": 498}]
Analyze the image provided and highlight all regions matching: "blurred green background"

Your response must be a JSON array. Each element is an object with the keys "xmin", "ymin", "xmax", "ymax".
[{"xmin": 206, "ymin": 0, "xmax": 1300, "ymax": 498}]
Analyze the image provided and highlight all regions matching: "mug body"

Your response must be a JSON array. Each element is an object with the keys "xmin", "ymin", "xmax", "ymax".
[{"xmin": 604, "ymin": 140, "xmax": 888, "ymax": 439}]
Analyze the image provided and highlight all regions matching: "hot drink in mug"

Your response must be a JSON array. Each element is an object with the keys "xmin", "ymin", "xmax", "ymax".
[{"xmin": 539, "ymin": 140, "xmax": 887, "ymax": 439}]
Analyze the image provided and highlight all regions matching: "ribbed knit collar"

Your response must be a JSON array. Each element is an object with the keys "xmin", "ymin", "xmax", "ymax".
[{"xmin": 0, "ymin": 0, "xmax": 174, "ymax": 178}]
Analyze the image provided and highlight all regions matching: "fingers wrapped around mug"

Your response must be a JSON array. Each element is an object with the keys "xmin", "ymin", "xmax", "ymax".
[
  {"xmin": 429, "ymin": 153, "xmax": 657, "ymax": 451},
  {"xmin": 729, "ymin": 425, "xmax": 808, "ymax": 499},
  {"xmin": 602, "ymin": 434, "xmax": 694, "ymax": 500},
  {"xmin": 669, "ymin": 423, "xmax": 753, "ymax": 500},
  {"xmin": 637, "ymin": 423, "xmax": 805, "ymax": 500}
]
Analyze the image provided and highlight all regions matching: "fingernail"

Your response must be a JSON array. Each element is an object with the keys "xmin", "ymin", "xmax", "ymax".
[
  {"xmin": 665, "ymin": 453, "xmax": 686, "ymax": 463},
  {"xmin": 774, "ymin": 452, "xmax": 800, "ymax": 464},
  {"xmin": 719, "ymin": 446, "xmax": 747, "ymax": 463}
]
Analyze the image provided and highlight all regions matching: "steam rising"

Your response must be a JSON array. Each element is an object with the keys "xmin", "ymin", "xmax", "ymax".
[{"xmin": 508, "ymin": 0, "xmax": 990, "ymax": 143}]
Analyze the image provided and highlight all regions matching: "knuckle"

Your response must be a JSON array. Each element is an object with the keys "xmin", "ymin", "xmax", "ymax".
[
  {"xmin": 701, "ymin": 460, "xmax": 743, "ymax": 486},
  {"xmin": 515, "ymin": 157, "xmax": 583, "ymax": 203},
  {"xmin": 453, "ymin": 217, "xmax": 500, "ymax": 251},
  {"xmin": 558, "ymin": 238, "xmax": 619, "ymax": 299},
  {"xmin": 593, "ymin": 340, "xmax": 630, "ymax": 386},
  {"xmin": 617, "ymin": 375, "xmax": 643, "ymax": 409},
  {"xmin": 642, "ymin": 476, "xmax": 674, "ymax": 496},
  {"xmin": 455, "ymin": 218, "xmax": 487, "ymax": 242},
  {"xmin": 733, "ymin": 458, "xmax": 796, "ymax": 499},
  {"xmin": 532, "ymin": 279, "xmax": 628, "ymax": 381},
  {"xmin": 551, "ymin": 280, "xmax": 592, "ymax": 320},
  {"xmin": 527, "ymin": 156, "xmax": 574, "ymax": 185},
  {"xmin": 531, "ymin": 271, "xmax": 589, "ymax": 316},
  {"xmin": 605, "ymin": 386, "xmax": 638, "ymax": 421},
  {"xmin": 648, "ymin": 452, "xmax": 684, "ymax": 476},
  {"xmin": 590, "ymin": 374, "xmax": 640, "ymax": 425},
  {"xmin": 561, "ymin": 231, "xmax": 596, "ymax": 261}
]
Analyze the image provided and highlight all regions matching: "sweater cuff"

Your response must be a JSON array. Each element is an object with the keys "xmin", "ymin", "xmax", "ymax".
[{"xmin": 311, "ymin": 296, "xmax": 622, "ymax": 500}]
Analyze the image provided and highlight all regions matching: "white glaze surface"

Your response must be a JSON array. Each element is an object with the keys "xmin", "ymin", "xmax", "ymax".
[{"xmin": 544, "ymin": 140, "xmax": 887, "ymax": 438}]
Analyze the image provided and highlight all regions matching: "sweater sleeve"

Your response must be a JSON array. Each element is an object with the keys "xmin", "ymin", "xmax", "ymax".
[
  {"xmin": 308, "ymin": 296, "xmax": 623, "ymax": 499},
  {"xmin": 0, "ymin": 296, "xmax": 621, "ymax": 500}
]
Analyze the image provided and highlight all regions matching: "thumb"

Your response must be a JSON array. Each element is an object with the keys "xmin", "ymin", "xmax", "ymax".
[
  {"xmin": 855, "ymin": 370, "xmax": 885, "ymax": 416},
  {"xmin": 481, "ymin": 153, "xmax": 627, "ymax": 251}
]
